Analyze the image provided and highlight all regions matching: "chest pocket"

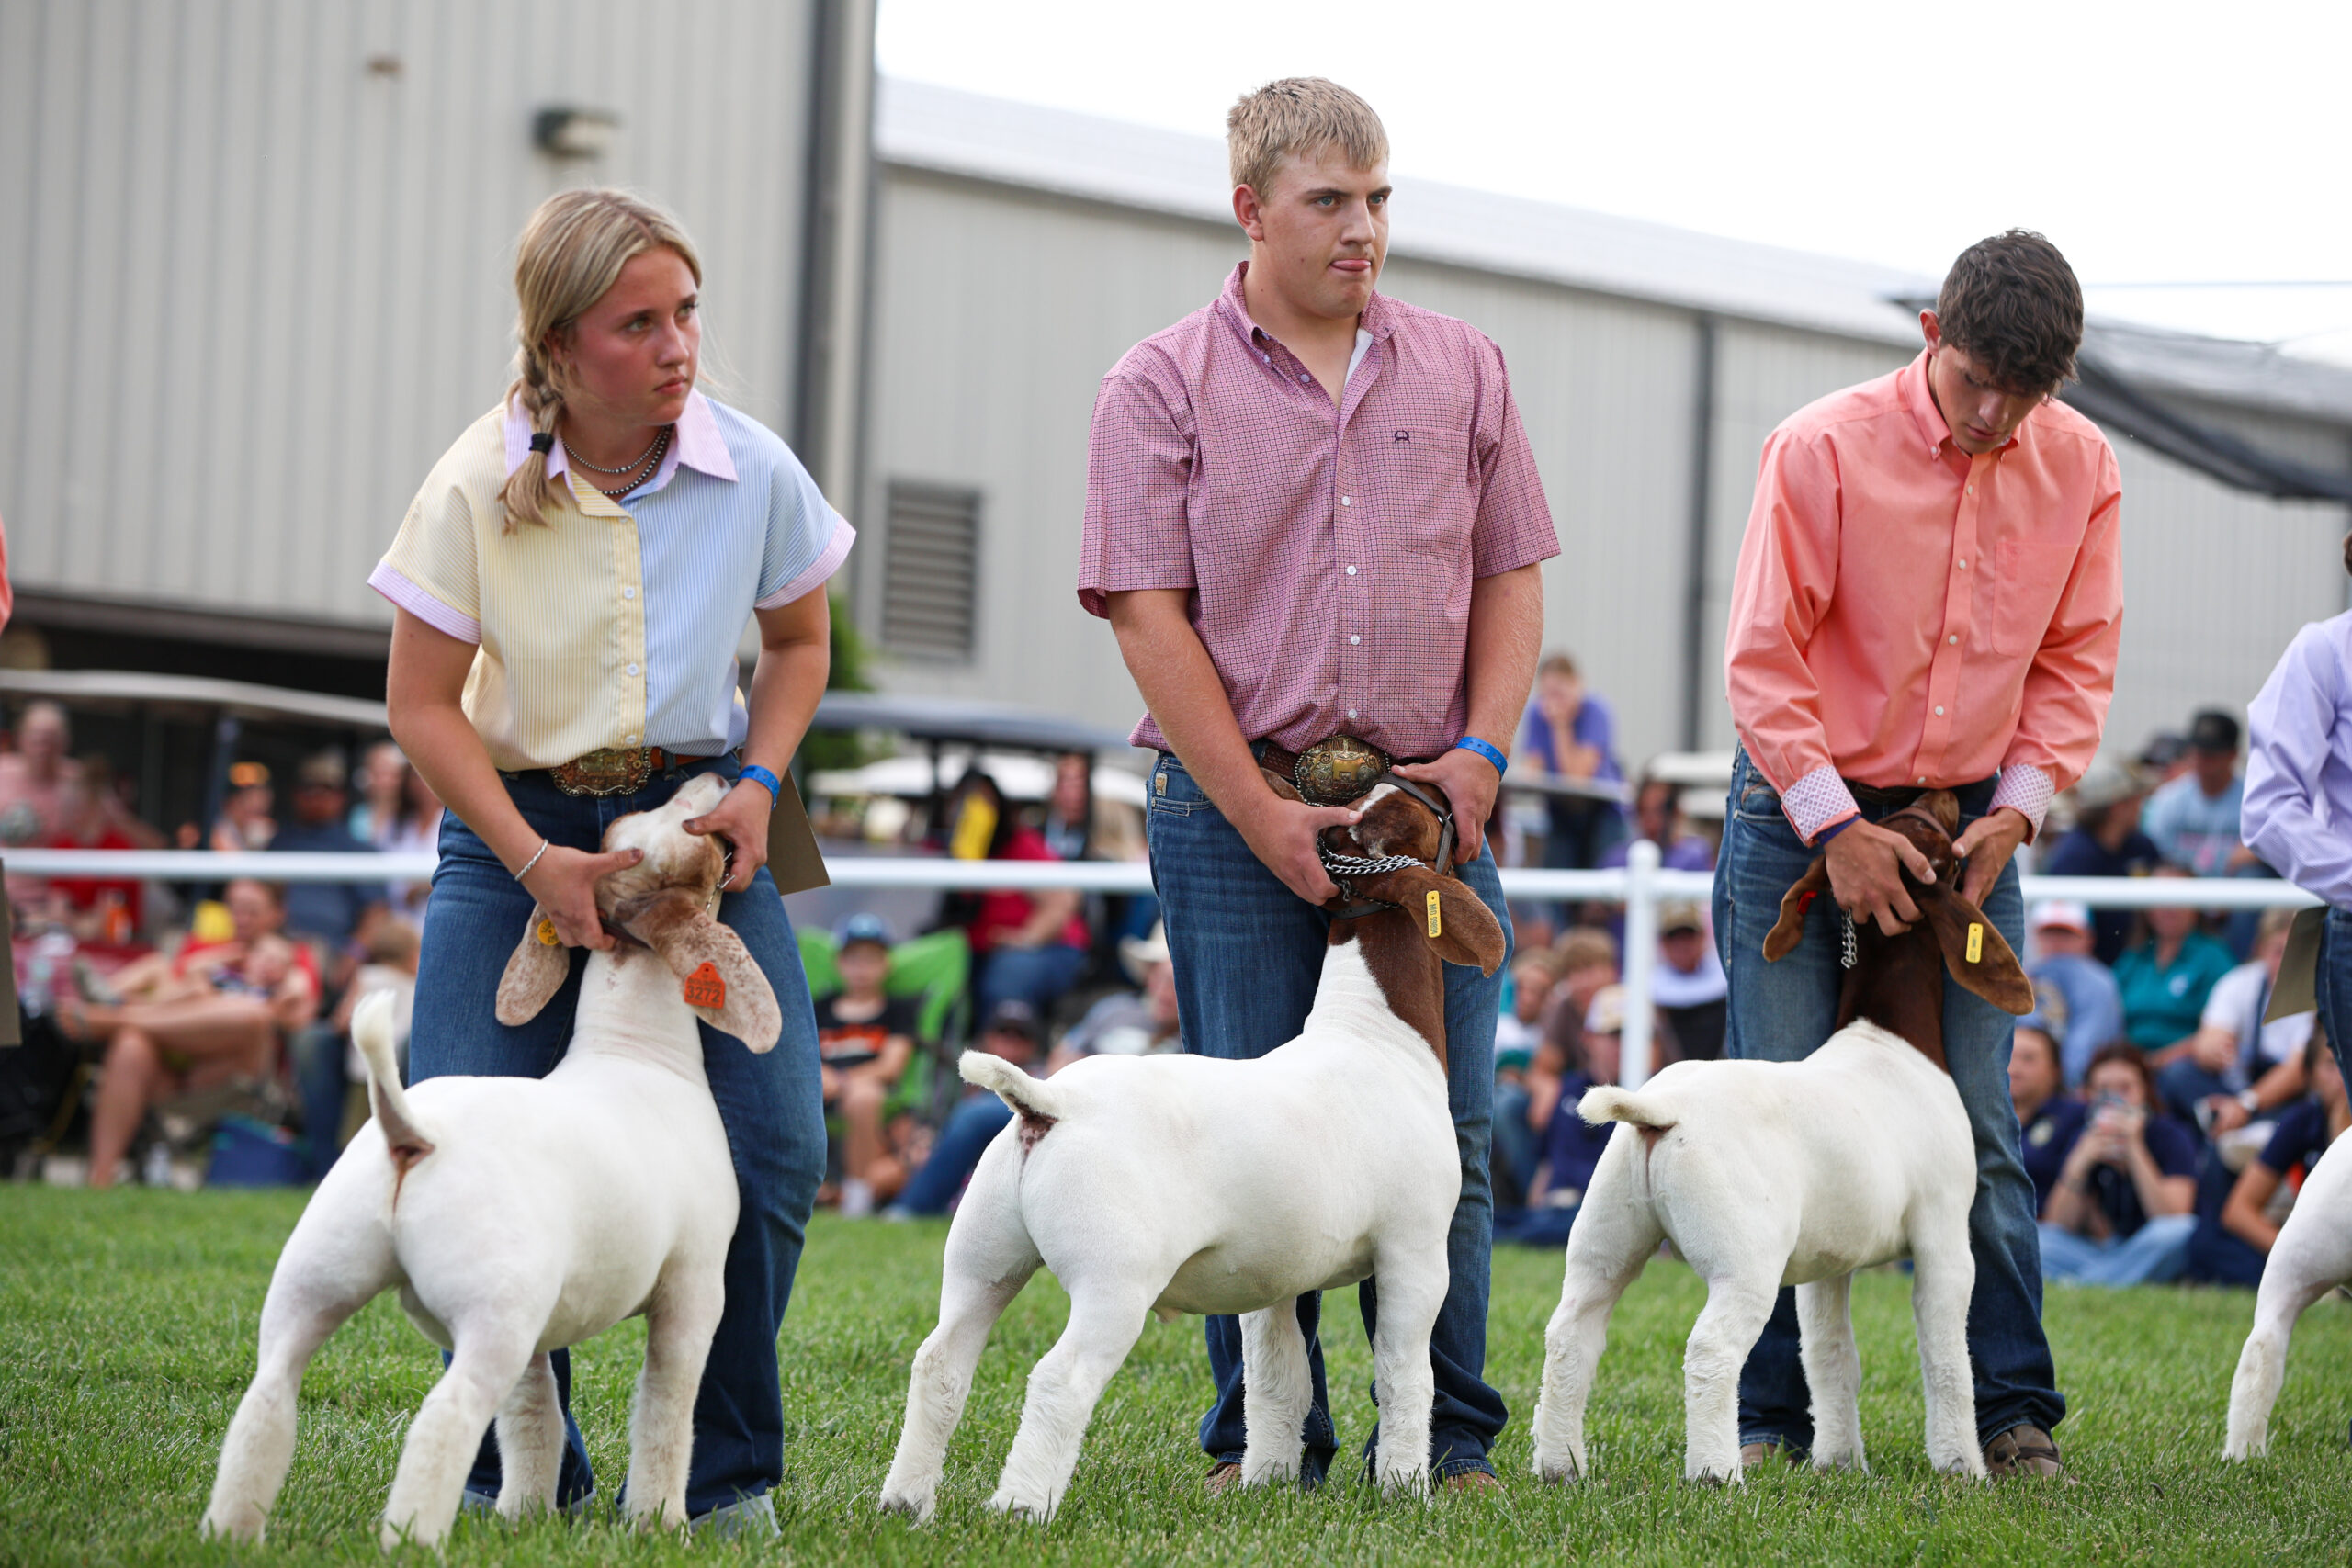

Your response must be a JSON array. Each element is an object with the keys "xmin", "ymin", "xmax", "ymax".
[
  {"xmin": 1378, "ymin": 427, "xmax": 1475, "ymax": 557},
  {"xmin": 1987, "ymin": 535, "xmax": 2079, "ymax": 656}
]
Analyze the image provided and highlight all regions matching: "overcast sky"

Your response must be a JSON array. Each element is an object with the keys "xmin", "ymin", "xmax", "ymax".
[{"xmin": 878, "ymin": 0, "xmax": 2352, "ymax": 357}]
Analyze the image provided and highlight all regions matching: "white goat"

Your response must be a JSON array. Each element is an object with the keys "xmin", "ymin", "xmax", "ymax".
[
  {"xmin": 201, "ymin": 773, "xmax": 780, "ymax": 1549},
  {"xmin": 2223, "ymin": 1123, "xmax": 2352, "ymax": 1459},
  {"xmin": 1531, "ymin": 793, "xmax": 2031, "ymax": 1484},
  {"xmin": 877, "ymin": 777, "xmax": 1506, "ymax": 1524}
]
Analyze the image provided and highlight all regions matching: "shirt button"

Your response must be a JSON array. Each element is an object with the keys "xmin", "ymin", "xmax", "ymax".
[
  {"xmin": 1968, "ymin": 484, "xmax": 1976, "ymax": 494},
  {"xmin": 1299, "ymin": 372, "xmax": 1312, "ymax": 383},
  {"xmin": 1346, "ymin": 565, "xmax": 1357, "ymax": 576},
  {"xmin": 1918, "ymin": 776, "xmax": 1928, "ymax": 784},
  {"xmin": 1959, "ymin": 558, "xmax": 1968, "ymax": 569},
  {"xmin": 1347, "ymin": 709, "xmax": 1359, "ymax": 720},
  {"xmin": 1340, "ymin": 496, "xmax": 1351, "ymax": 506},
  {"xmin": 1349, "ymin": 635, "xmax": 1361, "ymax": 645},
  {"xmin": 625, "ymin": 734, "xmax": 638, "ymax": 744},
  {"xmin": 626, "ymin": 663, "xmax": 639, "ymax": 676},
  {"xmin": 1260, "ymin": 354, "xmax": 1270, "ymax": 365},
  {"xmin": 1948, "ymin": 634, "xmax": 1959, "ymax": 645},
  {"xmin": 1935, "ymin": 705, "xmax": 1946, "ymax": 716},
  {"xmin": 623, "ymin": 587, "xmax": 636, "ymax": 600}
]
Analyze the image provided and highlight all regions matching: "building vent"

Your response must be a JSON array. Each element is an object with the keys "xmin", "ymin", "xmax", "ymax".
[{"xmin": 881, "ymin": 482, "xmax": 980, "ymax": 660}]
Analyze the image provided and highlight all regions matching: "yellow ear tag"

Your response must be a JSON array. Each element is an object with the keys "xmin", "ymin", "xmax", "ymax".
[
  {"xmin": 1427, "ymin": 890, "xmax": 1442, "ymax": 938},
  {"xmin": 537, "ymin": 918, "xmax": 560, "ymax": 947},
  {"xmin": 1966, "ymin": 922, "xmax": 1984, "ymax": 964}
]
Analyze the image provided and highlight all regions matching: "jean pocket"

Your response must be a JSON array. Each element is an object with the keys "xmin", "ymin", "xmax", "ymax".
[
  {"xmin": 1148, "ymin": 759, "xmax": 1205, "ymax": 818},
  {"xmin": 1733, "ymin": 775, "xmax": 1785, "ymax": 824}
]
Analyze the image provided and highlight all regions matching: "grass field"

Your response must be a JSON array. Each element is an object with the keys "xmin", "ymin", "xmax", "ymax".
[{"xmin": 3, "ymin": 1187, "xmax": 2349, "ymax": 1566}]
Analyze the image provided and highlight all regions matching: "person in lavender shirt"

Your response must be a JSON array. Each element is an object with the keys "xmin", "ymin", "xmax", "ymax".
[
  {"xmin": 1518, "ymin": 651, "xmax": 1626, "ymax": 871},
  {"xmin": 2242, "ymin": 532, "xmax": 2352, "ymax": 1079}
]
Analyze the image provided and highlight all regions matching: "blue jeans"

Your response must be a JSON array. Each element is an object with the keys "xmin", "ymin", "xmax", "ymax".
[
  {"xmin": 1145, "ymin": 751, "xmax": 1512, "ymax": 1483},
  {"xmin": 1713, "ymin": 749, "xmax": 2063, "ymax": 1450},
  {"xmin": 2037, "ymin": 1214, "xmax": 2195, "ymax": 1287},
  {"xmin": 1492, "ymin": 1078, "xmax": 1541, "ymax": 1203},
  {"xmin": 2155, "ymin": 1060, "xmax": 2235, "ymax": 1136},
  {"xmin": 408, "ymin": 755, "xmax": 826, "ymax": 1517},
  {"xmin": 896, "ymin": 1090, "xmax": 1014, "ymax": 1214},
  {"xmin": 976, "ymin": 942, "xmax": 1088, "ymax": 1018},
  {"xmin": 2322, "ymin": 908, "xmax": 2352, "ymax": 1081}
]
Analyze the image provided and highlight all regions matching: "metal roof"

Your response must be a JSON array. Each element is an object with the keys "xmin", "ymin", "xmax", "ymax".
[
  {"xmin": 0, "ymin": 668, "xmax": 390, "ymax": 729},
  {"xmin": 878, "ymin": 79, "xmax": 2352, "ymax": 425}
]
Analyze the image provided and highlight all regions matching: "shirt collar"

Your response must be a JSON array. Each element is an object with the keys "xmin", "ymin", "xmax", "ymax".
[
  {"xmin": 1899, "ymin": 346, "xmax": 2024, "ymax": 460},
  {"xmin": 1215, "ymin": 260, "xmax": 1395, "ymax": 356},
  {"xmin": 500, "ymin": 388, "xmax": 738, "ymax": 488}
]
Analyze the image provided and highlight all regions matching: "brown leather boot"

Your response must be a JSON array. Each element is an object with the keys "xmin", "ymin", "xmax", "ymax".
[
  {"xmin": 1204, "ymin": 1461, "xmax": 1244, "ymax": 1495},
  {"xmin": 1739, "ymin": 1439, "xmax": 1804, "ymax": 1472},
  {"xmin": 1984, "ymin": 1425, "xmax": 2069, "ymax": 1481},
  {"xmin": 1443, "ymin": 1470, "xmax": 1503, "ymax": 1495}
]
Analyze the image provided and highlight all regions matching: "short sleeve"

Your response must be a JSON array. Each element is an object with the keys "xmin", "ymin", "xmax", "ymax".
[
  {"xmin": 370, "ymin": 480, "xmax": 482, "ymax": 643},
  {"xmin": 1077, "ymin": 367, "xmax": 1198, "ymax": 618},
  {"xmin": 753, "ymin": 446, "xmax": 854, "ymax": 610},
  {"xmin": 2200, "ymin": 964, "xmax": 2256, "ymax": 1032},
  {"xmin": 2148, "ymin": 1119, "xmax": 2199, "ymax": 1180},
  {"xmin": 2258, "ymin": 1104, "xmax": 2322, "ymax": 1175},
  {"xmin": 1466, "ymin": 334, "xmax": 1559, "ymax": 579}
]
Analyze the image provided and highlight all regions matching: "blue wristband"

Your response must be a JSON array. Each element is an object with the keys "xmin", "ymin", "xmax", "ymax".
[
  {"xmin": 1815, "ymin": 814, "xmax": 1859, "ymax": 845},
  {"xmin": 738, "ymin": 764, "xmax": 782, "ymax": 806},
  {"xmin": 1452, "ymin": 736, "xmax": 1507, "ymax": 775}
]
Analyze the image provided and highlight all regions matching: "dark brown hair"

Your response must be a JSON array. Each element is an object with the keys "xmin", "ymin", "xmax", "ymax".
[
  {"xmin": 2083, "ymin": 1039, "xmax": 2159, "ymax": 1109},
  {"xmin": 1935, "ymin": 230, "xmax": 2083, "ymax": 395}
]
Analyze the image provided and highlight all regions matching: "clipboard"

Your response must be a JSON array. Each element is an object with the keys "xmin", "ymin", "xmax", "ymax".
[
  {"xmin": 763, "ymin": 770, "xmax": 831, "ymax": 897},
  {"xmin": 2263, "ymin": 904, "xmax": 2326, "ymax": 1023}
]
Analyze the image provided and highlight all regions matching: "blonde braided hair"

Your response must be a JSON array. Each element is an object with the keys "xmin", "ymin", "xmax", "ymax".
[{"xmin": 497, "ymin": 188, "xmax": 704, "ymax": 531}]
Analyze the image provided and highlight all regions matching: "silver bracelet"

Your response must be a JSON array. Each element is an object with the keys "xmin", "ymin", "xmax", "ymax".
[{"xmin": 515, "ymin": 838, "xmax": 551, "ymax": 881}]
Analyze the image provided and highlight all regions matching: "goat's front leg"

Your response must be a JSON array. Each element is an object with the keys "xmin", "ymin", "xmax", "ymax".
[
  {"xmin": 1796, "ymin": 1274, "xmax": 1865, "ymax": 1472},
  {"xmin": 1532, "ymin": 1148, "xmax": 1661, "ymax": 1483},
  {"xmin": 1681, "ymin": 1273, "xmax": 1779, "ymax": 1485},
  {"xmin": 1908, "ymin": 1229, "xmax": 1984, "ymax": 1478},
  {"xmin": 1238, "ymin": 1299, "xmax": 1312, "ymax": 1488},
  {"xmin": 988, "ymin": 1281, "xmax": 1152, "ymax": 1523},
  {"xmin": 1369, "ymin": 1249, "xmax": 1448, "ymax": 1497},
  {"xmin": 625, "ymin": 1272, "xmax": 725, "ymax": 1529}
]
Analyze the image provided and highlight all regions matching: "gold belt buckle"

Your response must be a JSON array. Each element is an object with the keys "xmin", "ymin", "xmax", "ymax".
[
  {"xmin": 1293, "ymin": 735, "xmax": 1390, "ymax": 806},
  {"xmin": 550, "ymin": 747, "xmax": 654, "ymax": 797}
]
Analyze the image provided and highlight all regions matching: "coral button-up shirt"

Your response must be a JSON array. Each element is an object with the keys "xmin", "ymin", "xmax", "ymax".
[{"xmin": 1725, "ymin": 348, "xmax": 2123, "ymax": 845}]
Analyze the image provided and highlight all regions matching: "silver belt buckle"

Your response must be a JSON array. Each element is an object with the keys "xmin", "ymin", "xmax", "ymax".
[{"xmin": 1294, "ymin": 735, "xmax": 1389, "ymax": 806}]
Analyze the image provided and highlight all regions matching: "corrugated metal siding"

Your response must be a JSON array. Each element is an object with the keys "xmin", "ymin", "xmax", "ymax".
[{"xmin": 0, "ymin": 0, "xmax": 814, "ymax": 628}]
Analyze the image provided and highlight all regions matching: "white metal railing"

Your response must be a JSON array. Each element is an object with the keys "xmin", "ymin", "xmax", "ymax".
[{"xmin": 10, "ymin": 844, "xmax": 2321, "ymax": 1089}]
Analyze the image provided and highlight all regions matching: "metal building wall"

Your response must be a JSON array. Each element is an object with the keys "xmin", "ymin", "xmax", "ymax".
[{"xmin": 0, "ymin": 0, "xmax": 816, "ymax": 633}]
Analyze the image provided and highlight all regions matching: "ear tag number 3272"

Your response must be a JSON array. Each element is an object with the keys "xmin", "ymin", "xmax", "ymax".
[
  {"xmin": 1966, "ymin": 923, "xmax": 1984, "ymax": 964},
  {"xmin": 1427, "ymin": 890, "xmax": 1442, "ymax": 939},
  {"xmin": 683, "ymin": 961, "xmax": 727, "ymax": 1010}
]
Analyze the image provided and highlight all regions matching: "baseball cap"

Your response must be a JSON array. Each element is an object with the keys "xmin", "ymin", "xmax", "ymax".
[
  {"xmin": 2188, "ymin": 709, "xmax": 2241, "ymax": 754},
  {"xmin": 983, "ymin": 998, "xmax": 1041, "ymax": 1042},
  {"xmin": 294, "ymin": 750, "xmax": 347, "ymax": 790},
  {"xmin": 833, "ymin": 912, "xmax": 895, "ymax": 951},
  {"xmin": 1118, "ymin": 922, "xmax": 1170, "ymax": 984},
  {"xmin": 1657, "ymin": 900, "xmax": 1704, "ymax": 936},
  {"xmin": 1584, "ymin": 985, "xmax": 1627, "ymax": 1037},
  {"xmin": 2030, "ymin": 900, "xmax": 2090, "ymax": 936},
  {"xmin": 2139, "ymin": 732, "xmax": 2188, "ymax": 773},
  {"xmin": 2071, "ymin": 758, "xmax": 2146, "ymax": 813}
]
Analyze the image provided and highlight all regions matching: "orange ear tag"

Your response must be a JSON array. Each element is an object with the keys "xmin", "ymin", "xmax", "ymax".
[
  {"xmin": 537, "ymin": 919, "xmax": 560, "ymax": 947},
  {"xmin": 1427, "ymin": 890, "xmax": 1442, "ymax": 939},
  {"xmin": 683, "ymin": 961, "xmax": 727, "ymax": 1010}
]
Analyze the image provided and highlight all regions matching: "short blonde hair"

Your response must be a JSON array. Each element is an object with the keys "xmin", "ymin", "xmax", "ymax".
[
  {"xmin": 498, "ymin": 188, "xmax": 703, "ymax": 531},
  {"xmin": 1226, "ymin": 77, "xmax": 1387, "ymax": 197}
]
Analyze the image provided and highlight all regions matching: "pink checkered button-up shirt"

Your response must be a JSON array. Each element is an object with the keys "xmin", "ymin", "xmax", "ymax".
[{"xmin": 1078, "ymin": 263, "xmax": 1558, "ymax": 758}]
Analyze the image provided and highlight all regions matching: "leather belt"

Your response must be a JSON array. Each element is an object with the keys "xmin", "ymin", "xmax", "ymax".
[
  {"xmin": 1254, "ymin": 737, "xmax": 1431, "ymax": 807},
  {"xmin": 1843, "ymin": 774, "xmax": 1995, "ymax": 808},
  {"xmin": 548, "ymin": 746, "xmax": 680, "ymax": 797}
]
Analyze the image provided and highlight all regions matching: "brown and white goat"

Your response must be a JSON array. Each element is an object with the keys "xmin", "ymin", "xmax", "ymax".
[{"xmin": 1530, "ymin": 791, "xmax": 2032, "ymax": 1484}]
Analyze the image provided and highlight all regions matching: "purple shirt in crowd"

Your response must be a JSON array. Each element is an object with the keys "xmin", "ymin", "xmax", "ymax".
[{"xmin": 2245, "ymin": 609, "xmax": 2352, "ymax": 908}]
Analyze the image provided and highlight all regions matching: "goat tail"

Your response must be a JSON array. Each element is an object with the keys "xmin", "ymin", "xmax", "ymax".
[
  {"xmin": 353, "ymin": 991, "xmax": 435, "ymax": 1169},
  {"xmin": 1578, "ymin": 1085, "xmax": 1677, "ymax": 1132},
  {"xmin": 958, "ymin": 1052, "xmax": 1066, "ymax": 1122}
]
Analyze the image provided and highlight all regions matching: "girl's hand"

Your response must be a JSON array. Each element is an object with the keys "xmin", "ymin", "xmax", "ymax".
[
  {"xmin": 521, "ymin": 843, "xmax": 644, "ymax": 950},
  {"xmin": 684, "ymin": 781, "xmax": 774, "ymax": 893}
]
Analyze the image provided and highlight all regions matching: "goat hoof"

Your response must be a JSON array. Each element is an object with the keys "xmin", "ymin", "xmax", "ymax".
[{"xmin": 876, "ymin": 1490, "xmax": 934, "ymax": 1525}]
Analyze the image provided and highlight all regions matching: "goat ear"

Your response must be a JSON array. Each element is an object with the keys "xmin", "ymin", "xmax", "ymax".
[
  {"xmin": 1920, "ymin": 790, "xmax": 1962, "ymax": 835},
  {"xmin": 496, "ymin": 905, "xmax": 572, "ymax": 1025},
  {"xmin": 1261, "ymin": 767, "xmax": 1304, "ymax": 803},
  {"xmin": 1914, "ymin": 883, "xmax": 2034, "ymax": 1015},
  {"xmin": 1362, "ymin": 865, "xmax": 1508, "ymax": 976},
  {"xmin": 1763, "ymin": 857, "xmax": 1831, "ymax": 962},
  {"xmin": 615, "ymin": 888, "xmax": 783, "ymax": 1050}
]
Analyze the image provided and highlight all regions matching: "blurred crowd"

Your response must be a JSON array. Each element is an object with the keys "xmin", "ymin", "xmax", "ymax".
[{"xmin": 6, "ymin": 665, "xmax": 2336, "ymax": 1291}]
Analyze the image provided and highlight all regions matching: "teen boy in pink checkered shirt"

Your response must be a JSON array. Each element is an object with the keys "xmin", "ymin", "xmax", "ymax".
[{"xmin": 1078, "ymin": 77, "xmax": 1557, "ymax": 1493}]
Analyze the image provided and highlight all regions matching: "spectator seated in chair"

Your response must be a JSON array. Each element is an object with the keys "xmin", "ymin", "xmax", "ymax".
[
  {"xmin": 2007, "ymin": 1018, "xmax": 2086, "ymax": 1216},
  {"xmin": 2041, "ymin": 759, "xmax": 2159, "ymax": 964},
  {"xmin": 1651, "ymin": 900, "xmax": 1726, "ymax": 1062},
  {"xmin": 1490, "ymin": 950, "xmax": 1559, "ymax": 1205},
  {"xmin": 2186, "ymin": 1032, "xmax": 2349, "ymax": 1287},
  {"xmin": 1496, "ymin": 985, "xmax": 1631, "ymax": 1247},
  {"xmin": 885, "ymin": 999, "xmax": 1048, "ymax": 1218},
  {"xmin": 1047, "ymin": 924, "xmax": 1180, "ymax": 1073},
  {"xmin": 2023, "ymin": 899, "xmax": 2124, "ymax": 1087},
  {"xmin": 2037, "ymin": 1042, "xmax": 2198, "ymax": 1287},
  {"xmin": 2153, "ymin": 905, "xmax": 2316, "ymax": 1142},
  {"xmin": 2111, "ymin": 863, "xmax": 2238, "ymax": 1055},
  {"xmin": 62, "ymin": 878, "xmax": 321, "ymax": 1188},
  {"xmin": 815, "ymin": 914, "xmax": 921, "ymax": 1218},
  {"xmin": 939, "ymin": 772, "xmax": 1092, "ymax": 1021}
]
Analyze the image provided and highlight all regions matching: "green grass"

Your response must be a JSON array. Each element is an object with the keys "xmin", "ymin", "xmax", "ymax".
[{"xmin": 2, "ymin": 1188, "xmax": 2348, "ymax": 1565}]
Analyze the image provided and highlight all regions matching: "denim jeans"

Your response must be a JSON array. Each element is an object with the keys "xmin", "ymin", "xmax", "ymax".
[
  {"xmin": 1713, "ymin": 748, "xmax": 2063, "ymax": 1450},
  {"xmin": 408, "ymin": 755, "xmax": 826, "ymax": 1517},
  {"xmin": 1145, "ymin": 751, "xmax": 1512, "ymax": 1483},
  {"xmin": 2037, "ymin": 1214, "xmax": 2195, "ymax": 1286},
  {"xmin": 1492, "ymin": 1078, "xmax": 1540, "ymax": 1205},
  {"xmin": 975, "ymin": 942, "xmax": 1088, "ymax": 1018},
  {"xmin": 2321, "ymin": 908, "xmax": 2352, "ymax": 1081},
  {"xmin": 896, "ymin": 1090, "xmax": 1014, "ymax": 1214}
]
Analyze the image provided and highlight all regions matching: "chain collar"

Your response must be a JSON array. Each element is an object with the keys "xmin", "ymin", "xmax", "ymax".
[{"xmin": 1318, "ymin": 774, "xmax": 1457, "ymax": 919}]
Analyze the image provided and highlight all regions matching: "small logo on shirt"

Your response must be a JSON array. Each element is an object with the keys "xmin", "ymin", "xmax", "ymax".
[{"xmin": 1393, "ymin": 430, "xmax": 1410, "ymax": 442}]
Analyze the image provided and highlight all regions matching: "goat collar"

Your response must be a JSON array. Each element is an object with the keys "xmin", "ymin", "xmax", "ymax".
[{"xmin": 1320, "ymin": 774, "xmax": 1457, "ymax": 921}]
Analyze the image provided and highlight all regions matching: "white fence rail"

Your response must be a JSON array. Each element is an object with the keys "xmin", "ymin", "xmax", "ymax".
[{"xmin": 11, "ymin": 844, "xmax": 2320, "ymax": 1089}]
